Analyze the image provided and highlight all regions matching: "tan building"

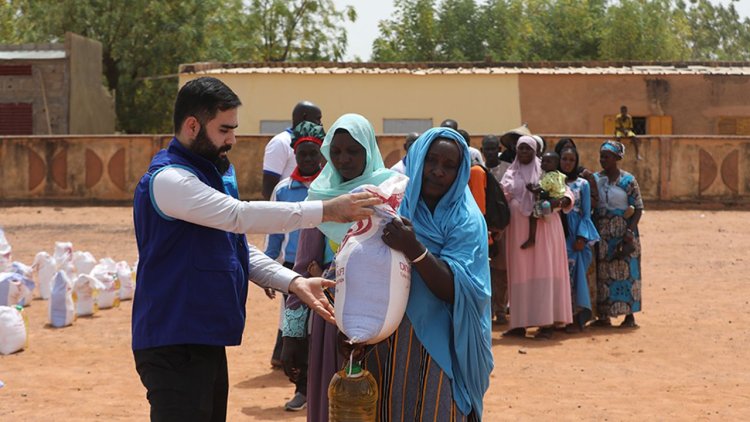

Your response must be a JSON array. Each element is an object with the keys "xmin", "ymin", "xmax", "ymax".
[
  {"xmin": 0, "ymin": 32, "xmax": 115, "ymax": 135},
  {"xmin": 178, "ymin": 61, "xmax": 750, "ymax": 137}
]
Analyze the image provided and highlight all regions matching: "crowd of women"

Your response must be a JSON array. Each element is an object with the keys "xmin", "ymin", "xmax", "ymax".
[{"xmin": 266, "ymin": 113, "xmax": 644, "ymax": 421}]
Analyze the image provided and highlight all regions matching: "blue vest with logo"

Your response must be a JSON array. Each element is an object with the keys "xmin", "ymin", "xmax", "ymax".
[{"xmin": 132, "ymin": 138, "xmax": 250, "ymax": 350}]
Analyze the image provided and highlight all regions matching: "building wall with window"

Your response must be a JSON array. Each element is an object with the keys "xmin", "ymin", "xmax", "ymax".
[
  {"xmin": 178, "ymin": 62, "xmax": 750, "ymax": 138},
  {"xmin": 178, "ymin": 65, "xmax": 522, "ymax": 136},
  {"xmin": 0, "ymin": 32, "xmax": 115, "ymax": 136}
]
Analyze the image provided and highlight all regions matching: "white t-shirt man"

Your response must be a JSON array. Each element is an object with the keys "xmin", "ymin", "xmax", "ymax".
[{"xmin": 263, "ymin": 129, "xmax": 297, "ymax": 180}]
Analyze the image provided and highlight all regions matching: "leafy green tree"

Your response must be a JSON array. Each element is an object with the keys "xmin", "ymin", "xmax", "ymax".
[
  {"xmin": 0, "ymin": 0, "xmax": 355, "ymax": 133},
  {"xmin": 523, "ymin": 0, "xmax": 606, "ymax": 61},
  {"xmin": 435, "ymin": 0, "xmax": 484, "ymax": 61},
  {"xmin": 680, "ymin": 0, "xmax": 750, "ymax": 60},
  {"xmin": 480, "ymin": 0, "xmax": 526, "ymax": 61},
  {"xmin": 599, "ymin": 0, "xmax": 691, "ymax": 60},
  {"xmin": 372, "ymin": 0, "xmax": 439, "ymax": 61},
  {"xmin": 252, "ymin": 0, "xmax": 356, "ymax": 62}
]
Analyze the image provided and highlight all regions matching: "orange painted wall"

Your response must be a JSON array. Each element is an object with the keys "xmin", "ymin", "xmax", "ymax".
[{"xmin": 1, "ymin": 135, "xmax": 748, "ymax": 204}]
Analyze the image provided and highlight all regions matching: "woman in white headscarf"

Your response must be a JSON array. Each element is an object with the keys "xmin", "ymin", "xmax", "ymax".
[{"xmin": 500, "ymin": 136, "xmax": 574, "ymax": 340}]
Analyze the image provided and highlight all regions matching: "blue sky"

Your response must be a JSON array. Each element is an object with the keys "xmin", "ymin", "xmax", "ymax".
[{"xmin": 333, "ymin": 0, "xmax": 750, "ymax": 61}]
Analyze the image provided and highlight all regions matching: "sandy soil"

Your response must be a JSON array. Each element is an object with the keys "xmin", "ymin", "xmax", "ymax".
[{"xmin": 1, "ymin": 206, "xmax": 749, "ymax": 421}]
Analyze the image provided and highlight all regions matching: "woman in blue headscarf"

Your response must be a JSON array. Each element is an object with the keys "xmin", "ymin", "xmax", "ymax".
[
  {"xmin": 362, "ymin": 127, "xmax": 493, "ymax": 421},
  {"xmin": 299, "ymin": 113, "xmax": 397, "ymax": 421}
]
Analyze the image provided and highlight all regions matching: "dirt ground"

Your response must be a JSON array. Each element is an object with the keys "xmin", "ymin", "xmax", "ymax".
[{"xmin": 1, "ymin": 206, "xmax": 749, "ymax": 421}]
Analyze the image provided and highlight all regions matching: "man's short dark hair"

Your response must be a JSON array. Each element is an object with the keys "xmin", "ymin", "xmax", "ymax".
[{"xmin": 173, "ymin": 77, "xmax": 242, "ymax": 133}]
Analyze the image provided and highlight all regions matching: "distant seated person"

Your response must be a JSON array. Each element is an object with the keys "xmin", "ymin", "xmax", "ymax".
[
  {"xmin": 615, "ymin": 105, "xmax": 642, "ymax": 160},
  {"xmin": 523, "ymin": 152, "xmax": 567, "ymax": 249},
  {"xmin": 390, "ymin": 132, "xmax": 419, "ymax": 175}
]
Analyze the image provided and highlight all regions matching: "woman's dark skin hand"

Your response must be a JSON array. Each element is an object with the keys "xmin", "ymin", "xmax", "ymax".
[
  {"xmin": 381, "ymin": 216, "xmax": 423, "ymax": 260},
  {"xmin": 548, "ymin": 197, "xmax": 572, "ymax": 209},
  {"xmin": 573, "ymin": 237, "xmax": 586, "ymax": 252},
  {"xmin": 381, "ymin": 216, "xmax": 456, "ymax": 303}
]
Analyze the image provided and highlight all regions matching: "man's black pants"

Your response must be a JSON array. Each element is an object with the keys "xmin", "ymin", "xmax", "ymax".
[{"xmin": 134, "ymin": 344, "xmax": 228, "ymax": 422}]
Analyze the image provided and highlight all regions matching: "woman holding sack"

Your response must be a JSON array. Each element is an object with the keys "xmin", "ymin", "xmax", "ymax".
[
  {"xmin": 300, "ymin": 113, "xmax": 397, "ymax": 422},
  {"xmin": 354, "ymin": 127, "xmax": 493, "ymax": 421},
  {"xmin": 592, "ymin": 140, "xmax": 644, "ymax": 328}
]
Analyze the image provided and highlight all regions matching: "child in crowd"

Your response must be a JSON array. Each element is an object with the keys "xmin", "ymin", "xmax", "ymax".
[{"xmin": 523, "ymin": 151, "xmax": 567, "ymax": 249}]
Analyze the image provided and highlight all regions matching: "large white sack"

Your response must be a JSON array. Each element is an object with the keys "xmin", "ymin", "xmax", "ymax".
[
  {"xmin": 115, "ymin": 261, "xmax": 135, "ymax": 300},
  {"xmin": 32, "ymin": 252, "xmax": 57, "ymax": 300},
  {"xmin": 0, "ymin": 305, "xmax": 27, "ymax": 355},
  {"xmin": 0, "ymin": 228, "xmax": 12, "ymax": 272},
  {"xmin": 49, "ymin": 271, "xmax": 75, "ymax": 327},
  {"xmin": 8, "ymin": 262, "xmax": 35, "ymax": 306},
  {"xmin": 0, "ymin": 272, "xmax": 26, "ymax": 307},
  {"xmin": 53, "ymin": 241, "xmax": 75, "ymax": 275},
  {"xmin": 92, "ymin": 259, "xmax": 120, "ymax": 309},
  {"xmin": 335, "ymin": 175, "xmax": 411, "ymax": 345},
  {"xmin": 72, "ymin": 251, "xmax": 97, "ymax": 275},
  {"xmin": 73, "ymin": 274, "xmax": 105, "ymax": 316}
]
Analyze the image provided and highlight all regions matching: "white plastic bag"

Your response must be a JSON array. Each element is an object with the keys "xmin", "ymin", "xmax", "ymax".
[
  {"xmin": 72, "ymin": 251, "xmax": 97, "ymax": 275},
  {"xmin": 335, "ymin": 175, "xmax": 411, "ymax": 345},
  {"xmin": 91, "ymin": 259, "xmax": 120, "ymax": 309},
  {"xmin": 53, "ymin": 242, "xmax": 74, "ymax": 275},
  {"xmin": 8, "ymin": 262, "xmax": 35, "ymax": 307},
  {"xmin": 116, "ymin": 261, "xmax": 135, "ymax": 300},
  {"xmin": 0, "ymin": 272, "xmax": 26, "ymax": 307},
  {"xmin": 49, "ymin": 271, "xmax": 75, "ymax": 327},
  {"xmin": 0, "ymin": 305, "xmax": 27, "ymax": 355},
  {"xmin": 32, "ymin": 252, "xmax": 57, "ymax": 300},
  {"xmin": 0, "ymin": 228, "xmax": 12, "ymax": 271},
  {"xmin": 73, "ymin": 274, "xmax": 104, "ymax": 316}
]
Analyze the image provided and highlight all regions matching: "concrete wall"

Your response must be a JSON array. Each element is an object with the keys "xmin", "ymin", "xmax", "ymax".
[
  {"xmin": 0, "ymin": 135, "xmax": 747, "ymax": 204},
  {"xmin": 66, "ymin": 33, "xmax": 116, "ymax": 134},
  {"xmin": 178, "ymin": 73, "xmax": 522, "ymax": 135},
  {"xmin": 518, "ymin": 74, "xmax": 750, "ymax": 135},
  {"xmin": 0, "ymin": 55, "xmax": 69, "ymax": 134}
]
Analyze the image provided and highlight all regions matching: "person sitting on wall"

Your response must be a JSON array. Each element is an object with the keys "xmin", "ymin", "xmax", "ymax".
[{"xmin": 614, "ymin": 105, "xmax": 642, "ymax": 161}]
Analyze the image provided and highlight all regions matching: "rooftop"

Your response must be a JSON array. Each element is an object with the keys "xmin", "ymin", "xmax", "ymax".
[{"xmin": 180, "ymin": 61, "xmax": 750, "ymax": 76}]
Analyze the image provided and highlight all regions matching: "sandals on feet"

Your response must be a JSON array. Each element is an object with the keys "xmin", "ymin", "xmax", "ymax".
[
  {"xmin": 502, "ymin": 327, "xmax": 526, "ymax": 337},
  {"xmin": 534, "ymin": 327, "xmax": 554, "ymax": 340},
  {"xmin": 590, "ymin": 319, "xmax": 612, "ymax": 328}
]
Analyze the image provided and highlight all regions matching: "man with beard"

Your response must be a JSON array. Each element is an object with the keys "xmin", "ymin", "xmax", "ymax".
[{"xmin": 131, "ymin": 77, "xmax": 379, "ymax": 421}]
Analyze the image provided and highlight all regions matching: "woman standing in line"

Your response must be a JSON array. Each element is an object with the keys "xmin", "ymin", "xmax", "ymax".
[
  {"xmin": 500, "ymin": 136, "xmax": 574, "ymax": 340},
  {"xmin": 558, "ymin": 147, "xmax": 600, "ymax": 332},
  {"xmin": 592, "ymin": 140, "xmax": 643, "ymax": 328}
]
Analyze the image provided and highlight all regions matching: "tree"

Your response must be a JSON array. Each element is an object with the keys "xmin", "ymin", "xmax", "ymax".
[
  {"xmin": 435, "ymin": 0, "xmax": 484, "ymax": 61},
  {"xmin": 480, "ymin": 0, "xmax": 526, "ymax": 61},
  {"xmin": 523, "ymin": 0, "xmax": 606, "ymax": 61},
  {"xmin": 252, "ymin": 0, "xmax": 356, "ymax": 62},
  {"xmin": 599, "ymin": 0, "xmax": 691, "ymax": 61},
  {"xmin": 0, "ymin": 0, "xmax": 355, "ymax": 133},
  {"xmin": 680, "ymin": 0, "xmax": 750, "ymax": 60},
  {"xmin": 372, "ymin": 0, "xmax": 439, "ymax": 61}
]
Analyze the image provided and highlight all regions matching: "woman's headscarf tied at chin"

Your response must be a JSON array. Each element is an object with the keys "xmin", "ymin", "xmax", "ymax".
[
  {"xmin": 306, "ymin": 113, "xmax": 395, "ymax": 245},
  {"xmin": 500, "ymin": 135, "xmax": 542, "ymax": 217},
  {"xmin": 401, "ymin": 127, "xmax": 493, "ymax": 418}
]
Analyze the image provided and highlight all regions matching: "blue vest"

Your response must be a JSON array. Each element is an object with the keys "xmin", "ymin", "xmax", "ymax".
[{"xmin": 132, "ymin": 138, "xmax": 250, "ymax": 350}]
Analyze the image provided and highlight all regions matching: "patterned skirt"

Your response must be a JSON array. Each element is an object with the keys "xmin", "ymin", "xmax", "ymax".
[
  {"xmin": 595, "ymin": 213, "xmax": 642, "ymax": 317},
  {"xmin": 363, "ymin": 317, "xmax": 477, "ymax": 422}
]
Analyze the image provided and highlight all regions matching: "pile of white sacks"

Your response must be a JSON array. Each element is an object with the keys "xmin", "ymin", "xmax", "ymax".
[{"xmin": 0, "ymin": 228, "xmax": 136, "ymax": 355}]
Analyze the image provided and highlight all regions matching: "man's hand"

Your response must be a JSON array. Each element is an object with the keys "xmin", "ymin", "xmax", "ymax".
[
  {"xmin": 289, "ymin": 276, "xmax": 336, "ymax": 324},
  {"xmin": 264, "ymin": 288, "xmax": 276, "ymax": 299},
  {"xmin": 322, "ymin": 192, "xmax": 381, "ymax": 223}
]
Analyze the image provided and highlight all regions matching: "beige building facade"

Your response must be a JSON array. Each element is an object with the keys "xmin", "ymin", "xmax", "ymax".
[{"xmin": 178, "ymin": 61, "xmax": 750, "ymax": 138}]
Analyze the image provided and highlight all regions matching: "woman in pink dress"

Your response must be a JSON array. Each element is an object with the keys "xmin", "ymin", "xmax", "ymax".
[{"xmin": 500, "ymin": 136, "xmax": 574, "ymax": 340}]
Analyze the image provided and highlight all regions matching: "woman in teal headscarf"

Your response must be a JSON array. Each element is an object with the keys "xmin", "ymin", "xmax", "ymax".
[
  {"xmin": 362, "ymin": 127, "xmax": 493, "ymax": 421},
  {"xmin": 301, "ymin": 113, "xmax": 397, "ymax": 421}
]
